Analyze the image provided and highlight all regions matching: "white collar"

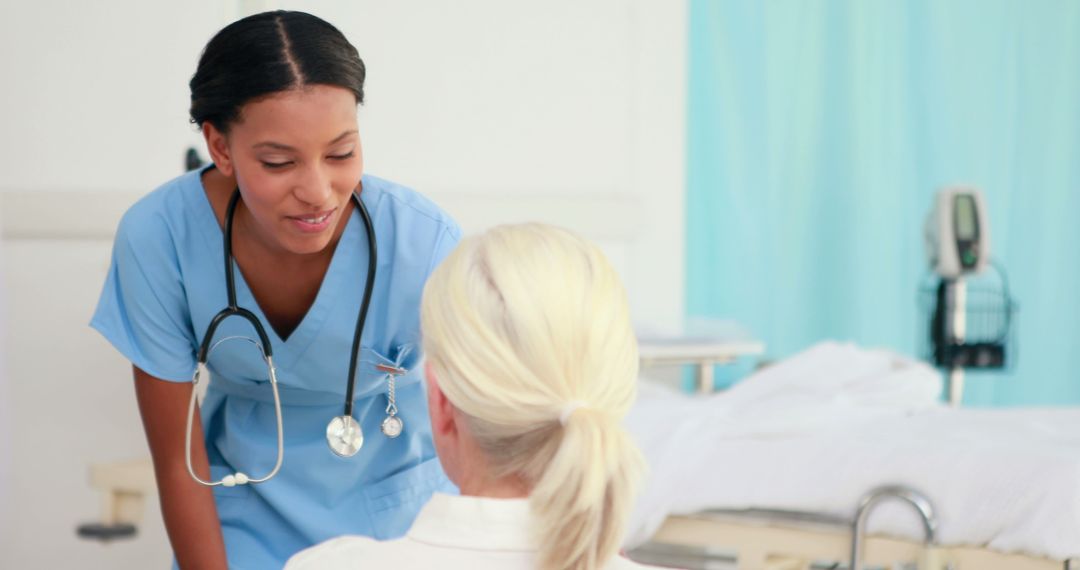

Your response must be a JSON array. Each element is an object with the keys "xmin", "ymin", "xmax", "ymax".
[{"xmin": 407, "ymin": 493, "xmax": 535, "ymax": 552}]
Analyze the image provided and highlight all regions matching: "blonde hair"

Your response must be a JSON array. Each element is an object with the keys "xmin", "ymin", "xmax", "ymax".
[{"xmin": 421, "ymin": 223, "xmax": 645, "ymax": 570}]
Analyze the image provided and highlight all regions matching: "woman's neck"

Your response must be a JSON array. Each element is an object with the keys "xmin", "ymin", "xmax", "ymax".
[
  {"xmin": 456, "ymin": 471, "xmax": 531, "ymax": 499},
  {"xmin": 451, "ymin": 444, "xmax": 531, "ymax": 499}
]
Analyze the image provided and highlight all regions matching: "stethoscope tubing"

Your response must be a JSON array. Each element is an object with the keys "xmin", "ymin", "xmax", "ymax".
[
  {"xmin": 185, "ymin": 353, "xmax": 285, "ymax": 486},
  {"xmin": 186, "ymin": 184, "xmax": 377, "ymax": 486},
  {"xmin": 344, "ymin": 194, "xmax": 377, "ymax": 418}
]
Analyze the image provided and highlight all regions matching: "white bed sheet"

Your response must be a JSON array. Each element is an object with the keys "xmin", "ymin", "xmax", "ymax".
[{"xmin": 625, "ymin": 342, "xmax": 1080, "ymax": 560}]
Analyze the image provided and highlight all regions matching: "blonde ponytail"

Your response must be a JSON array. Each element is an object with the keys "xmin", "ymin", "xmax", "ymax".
[
  {"xmin": 420, "ymin": 224, "xmax": 645, "ymax": 570},
  {"xmin": 530, "ymin": 411, "xmax": 644, "ymax": 569}
]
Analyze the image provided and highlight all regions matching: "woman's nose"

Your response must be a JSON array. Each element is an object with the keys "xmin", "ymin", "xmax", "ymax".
[{"xmin": 293, "ymin": 165, "xmax": 333, "ymax": 206}]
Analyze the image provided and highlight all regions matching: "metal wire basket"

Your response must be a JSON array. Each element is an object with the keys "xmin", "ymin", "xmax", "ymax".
[{"xmin": 918, "ymin": 263, "xmax": 1017, "ymax": 370}]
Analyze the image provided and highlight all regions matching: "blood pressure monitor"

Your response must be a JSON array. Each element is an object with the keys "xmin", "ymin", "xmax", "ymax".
[{"xmin": 925, "ymin": 188, "xmax": 990, "ymax": 278}]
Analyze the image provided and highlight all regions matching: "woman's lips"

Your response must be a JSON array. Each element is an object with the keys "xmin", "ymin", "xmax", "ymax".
[{"xmin": 288, "ymin": 209, "xmax": 335, "ymax": 233}]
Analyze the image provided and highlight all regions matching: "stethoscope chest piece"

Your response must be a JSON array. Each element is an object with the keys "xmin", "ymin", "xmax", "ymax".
[{"xmin": 327, "ymin": 415, "xmax": 364, "ymax": 457}]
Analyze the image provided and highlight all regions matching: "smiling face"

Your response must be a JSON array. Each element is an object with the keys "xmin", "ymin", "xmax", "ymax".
[{"xmin": 203, "ymin": 84, "xmax": 364, "ymax": 255}]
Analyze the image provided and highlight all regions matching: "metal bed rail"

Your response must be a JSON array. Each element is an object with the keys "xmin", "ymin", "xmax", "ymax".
[{"xmin": 631, "ymin": 486, "xmax": 1078, "ymax": 570}]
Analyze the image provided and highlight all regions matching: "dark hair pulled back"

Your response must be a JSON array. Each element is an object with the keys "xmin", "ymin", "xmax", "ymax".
[{"xmin": 189, "ymin": 10, "xmax": 365, "ymax": 131}]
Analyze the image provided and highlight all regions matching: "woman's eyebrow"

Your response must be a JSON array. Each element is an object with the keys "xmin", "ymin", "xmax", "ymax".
[
  {"xmin": 252, "ymin": 130, "xmax": 358, "ymax": 151},
  {"xmin": 328, "ymin": 129, "xmax": 358, "ymax": 144},
  {"xmin": 252, "ymin": 141, "xmax": 296, "ymax": 151}
]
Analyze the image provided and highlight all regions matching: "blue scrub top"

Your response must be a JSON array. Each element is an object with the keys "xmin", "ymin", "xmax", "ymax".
[{"xmin": 91, "ymin": 166, "xmax": 461, "ymax": 568}]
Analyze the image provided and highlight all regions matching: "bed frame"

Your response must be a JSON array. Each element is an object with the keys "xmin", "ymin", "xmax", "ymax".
[
  {"xmin": 629, "ymin": 486, "xmax": 1077, "ymax": 570},
  {"xmin": 631, "ymin": 349, "xmax": 1078, "ymax": 570}
]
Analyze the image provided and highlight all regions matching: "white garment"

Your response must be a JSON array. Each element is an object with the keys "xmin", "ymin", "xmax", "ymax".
[{"xmin": 286, "ymin": 493, "xmax": 661, "ymax": 570}]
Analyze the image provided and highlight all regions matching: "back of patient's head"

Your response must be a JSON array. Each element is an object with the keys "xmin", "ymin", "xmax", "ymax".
[{"xmin": 421, "ymin": 223, "xmax": 644, "ymax": 570}]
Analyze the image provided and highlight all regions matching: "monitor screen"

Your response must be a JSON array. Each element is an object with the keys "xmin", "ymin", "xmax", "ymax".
[{"xmin": 955, "ymin": 195, "xmax": 977, "ymax": 240}]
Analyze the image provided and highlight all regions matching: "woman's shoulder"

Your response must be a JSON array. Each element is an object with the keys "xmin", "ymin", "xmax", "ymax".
[
  {"xmin": 115, "ymin": 168, "xmax": 206, "ymax": 247},
  {"xmin": 360, "ymin": 174, "xmax": 461, "ymax": 238},
  {"xmin": 283, "ymin": 535, "xmax": 384, "ymax": 569},
  {"xmin": 608, "ymin": 556, "xmax": 670, "ymax": 570}
]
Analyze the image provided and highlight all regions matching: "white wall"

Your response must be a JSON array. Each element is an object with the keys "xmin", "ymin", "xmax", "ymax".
[
  {"xmin": 0, "ymin": 0, "xmax": 686, "ymax": 327},
  {"xmin": 0, "ymin": 1, "xmax": 685, "ymax": 567}
]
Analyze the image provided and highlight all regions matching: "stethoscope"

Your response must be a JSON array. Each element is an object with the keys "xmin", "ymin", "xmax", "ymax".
[{"xmin": 185, "ymin": 185, "xmax": 405, "ymax": 488}]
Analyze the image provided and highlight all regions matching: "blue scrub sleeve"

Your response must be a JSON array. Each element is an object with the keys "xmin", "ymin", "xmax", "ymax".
[
  {"xmin": 90, "ymin": 211, "xmax": 198, "ymax": 382},
  {"xmin": 427, "ymin": 223, "xmax": 463, "ymax": 276}
]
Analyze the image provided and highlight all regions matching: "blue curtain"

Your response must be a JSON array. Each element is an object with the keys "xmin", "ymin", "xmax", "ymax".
[{"xmin": 687, "ymin": 0, "xmax": 1080, "ymax": 405}]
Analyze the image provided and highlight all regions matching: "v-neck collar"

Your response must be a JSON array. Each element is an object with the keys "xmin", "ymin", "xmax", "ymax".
[{"xmin": 189, "ymin": 166, "xmax": 365, "ymax": 371}]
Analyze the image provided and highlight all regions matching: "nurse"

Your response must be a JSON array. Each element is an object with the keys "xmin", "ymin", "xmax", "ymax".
[{"xmin": 91, "ymin": 10, "xmax": 459, "ymax": 569}]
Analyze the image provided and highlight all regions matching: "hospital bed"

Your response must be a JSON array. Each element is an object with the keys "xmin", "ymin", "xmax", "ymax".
[
  {"xmin": 79, "ymin": 341, "xmax": 1080, "ymax": 569},
  {"xmin": 625, "ymin": 342, "xmax": 1080, "ymax": 570}
]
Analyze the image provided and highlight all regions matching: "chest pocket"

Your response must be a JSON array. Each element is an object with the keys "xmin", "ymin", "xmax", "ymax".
[
  {"xmin": 202, "ymin": 341, "xmax": 422, "ymax": 403},
  {"xmin": 359, "ymin": 343, "xmax": 421, "ymax": 387}
]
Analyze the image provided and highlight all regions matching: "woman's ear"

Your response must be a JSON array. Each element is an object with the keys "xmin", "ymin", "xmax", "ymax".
[
  {"xmin": 425, "ymin": 362, "xmax": 457, "ymax": 438},
  {"xmin": 202, "ymin": 122, "xmax": 234, "ymax": 177}
]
